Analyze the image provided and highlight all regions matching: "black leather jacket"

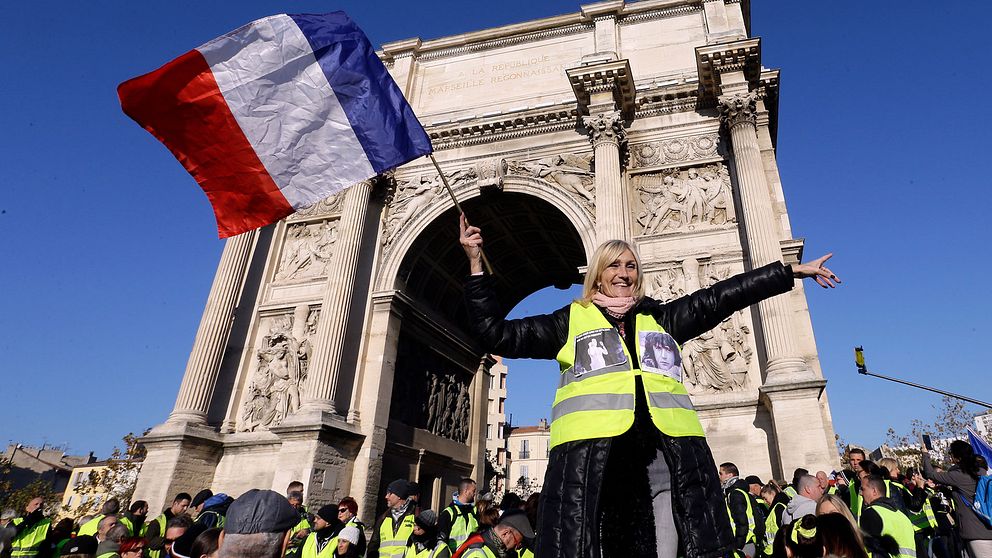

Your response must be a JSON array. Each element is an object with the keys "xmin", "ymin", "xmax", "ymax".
[{"xmin": 464, "ymin": 261, "xmax": 794, "ymax": 558}]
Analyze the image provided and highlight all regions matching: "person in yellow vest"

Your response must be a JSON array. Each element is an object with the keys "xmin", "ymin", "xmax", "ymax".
[
  {"xmin": 144, "ymin": 493, "xmax": 191, "ymax": 544},
  {"xmin": 456, "ymin": 512, "xmax": 533, "ymax": 558},
  {"xmin": 300, "ymin": 505, "xmax": 343, "ymax": 558},
  {"xmin": 835, "ymin": 448, "xmax": 867, "ymax": 518},
  {"xmin": 95, "ymin": 522, "xmax": 129, "ymax": 558},
  {"xmin": 331, "ymin": 526, "xmax": 362, "ymax": 558},
  {"xmin": 285, "ymin": 492, "xmax": 311, "ymax": 558},
  {"xmin": 335, "ymin": 498, "xmax": 366, "ymax": 558},
  {"xmin": 118, "ymin": 501, "xmax": 148, "ymax": 538},
  {"xmin": 9, "ymin": 497, "xmax": 53, "ymax": 558},
  {"xmin": 405, "ymin": 510, "xmax": 450, "ymax": 558},
  {"xmin": 215, "ymin": 489, "xmax": 303, "ymax": 558},
  {"xmin": 719, "ymin": 463, "xmax": 763, "ymax": 558},
  {"xmin": 79, "ymin": 499, "xmax": 122, "ymax": 538},
  {"xmin": 761, "ymin": 483, "xmax": 791, "ymax": 556},
  {"xmin": 368, "ymin": 480, "xmax": 416, "ymax": 558},
  {"xmin": 438, "ymin": 479, "xmax": 477, "ymax": 553},
  {"xmin": 460, "ymin": 220, "xmax": 841, "ymax": 558},
  {"xmin": 859, "ymin": 475, "xmax": 917, "ymax": 558},
  {"xmin": 57, "ymin": 534, "xmax": 98, "ymax": 557}
]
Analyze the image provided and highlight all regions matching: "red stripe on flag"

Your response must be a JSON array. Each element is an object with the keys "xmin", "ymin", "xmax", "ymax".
[{"xmin": 118, "ymin": 50, "xmax": 294, "ymax": 238}]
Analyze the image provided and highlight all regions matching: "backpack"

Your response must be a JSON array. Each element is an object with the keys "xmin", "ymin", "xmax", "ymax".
[{"xmin": 957, "ymin": 475, "xmax": 992, "ymax": 528}]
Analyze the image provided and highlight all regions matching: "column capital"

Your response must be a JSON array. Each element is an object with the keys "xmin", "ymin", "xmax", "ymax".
[
  {"xmin": 566, "ymin": 57, "xmax": 635, "ymax": 119},
  {"xmin": 695, "ymin": 37, "xmax": 761, "ymax": 102},
  {"xmin": 582, "ymin": 110, "xmax": 626, "ymax": 147},
  {"xmin": 718, "ymin": 92, "xmax": 759, "ymax": 130}
]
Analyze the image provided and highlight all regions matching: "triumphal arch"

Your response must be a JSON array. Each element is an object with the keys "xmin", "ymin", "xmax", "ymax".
[{"xmin": 135, "ymin": 0, "xmax": 840, "ymax": 519}]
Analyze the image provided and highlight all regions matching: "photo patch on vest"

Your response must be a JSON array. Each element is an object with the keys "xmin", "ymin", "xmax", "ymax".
[
  {"xmin": 572, "ymin": 328, "xmax": 627, "ymax": 377},
  {"xmin": 639, "ymin": 331, "xmax": 683, "ymax": 382}
]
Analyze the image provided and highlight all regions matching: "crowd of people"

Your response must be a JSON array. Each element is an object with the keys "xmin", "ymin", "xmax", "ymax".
[
  {"xmin": 719, "ymin": 442, "xmax": 992, "ymax": 558},
  {"xmin": 0, "ymin": 476, "xmax": 537, "ymax": 558},
  {"xmin": 1, "ymin": 439, "xmax": 989, "ymax": 558}
]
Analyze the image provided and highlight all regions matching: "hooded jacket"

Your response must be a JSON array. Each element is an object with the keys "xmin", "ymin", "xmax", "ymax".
[
  {"xmin": 464, "ymin": 261, "xmax": 794, "ymax": 558},
  {"xmin": 781, "ymin": 492, "xmax": 817, "ymax": 525}
]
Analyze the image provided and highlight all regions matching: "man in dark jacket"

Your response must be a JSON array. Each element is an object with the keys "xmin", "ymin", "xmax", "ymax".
[
  {"xmin": 367, "ymin": 480, "xmax": 416, "ymax": 558},
  {"xmin": 719, "ymin": 463, "xmax": 764, "ymax": 558},
  {"xmin": 195, "ymin": 494, "xmax": 233, "ymax": 529}
]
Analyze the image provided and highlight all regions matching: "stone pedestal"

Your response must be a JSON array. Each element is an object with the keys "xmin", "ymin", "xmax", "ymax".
[{"xmin": 132, "ymin": 423, "xmax": 222, "ymax": 513}]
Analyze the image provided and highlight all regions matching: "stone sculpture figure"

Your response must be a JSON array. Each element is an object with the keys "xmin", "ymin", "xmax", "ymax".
[
  {"xmin": 513, "ymin": 154, "xmax": 595, "ymax": 206},
  {"xmin": 634, "ymin": 163, "xmax": 736, "ymax": 235},
  {"xmin": 648, "ymin": 259, "xmax": 753, "ymax": 394},
  {"xmin": 276, "ymin": 221, "xmax": 338, "ymax": 281},
  {"xmin": 240, "ymin": 306, "xmax": 316, "ymax": 431}
]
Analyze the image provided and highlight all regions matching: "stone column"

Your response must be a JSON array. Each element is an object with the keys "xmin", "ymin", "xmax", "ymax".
[
  {"xmin": 168, "ymin": 230, "xmax": 257, "ymax": 425},
  {"xmin": 719, "ymin": 93, "xmax": 811, "ymax": 385},
  {"xmin": 300, "ymin": 180, "xmax": 374, "ymax": 413},
  {"xmin": 584, "ymin": 110, "xmax": 628, "ymax": 243}
]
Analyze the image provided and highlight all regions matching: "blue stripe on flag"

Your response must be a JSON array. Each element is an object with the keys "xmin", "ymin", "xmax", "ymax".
[
  {"xmin": 288, "ymin": 12, "xmax": 432, "ymax": 174},
  {"xmin": 968, "ymin": 428, "xmax": 992, "ymax": 473}
]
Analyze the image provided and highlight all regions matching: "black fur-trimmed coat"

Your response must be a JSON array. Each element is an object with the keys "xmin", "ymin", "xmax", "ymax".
[{"xmin": 464, "ymin": 262, "xmax": 795, "ymax": 558}]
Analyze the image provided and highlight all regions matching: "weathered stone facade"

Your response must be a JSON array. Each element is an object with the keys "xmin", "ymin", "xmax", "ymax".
[{"xmin": 134, "ymin": 0, "xmax": 839, "ymax": 521}]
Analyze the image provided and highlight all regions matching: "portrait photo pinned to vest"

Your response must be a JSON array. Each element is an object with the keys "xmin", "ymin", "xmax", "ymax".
[
  {"xmin": 639, "ymin": 331, "xmax": 683, "ymax": 382},
  {"xmin": 572, "ymin": 328, "xmax": 626, "ymax": 376}
]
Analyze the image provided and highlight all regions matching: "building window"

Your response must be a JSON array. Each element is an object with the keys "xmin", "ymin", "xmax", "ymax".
[
  {"xmin": 501, "ymin": 375, "xmax": 506, "ymax": 389},
  {"xmin": 521, "ymin": 465, "xmax": 529, "ymax": 480},
  {"xmin": 487, "ymin": 425, "xmax": 492, "ymax": 439},
  {"xmin": 546, "ymin": 440, "xmax": 550, "ymax": 458},
  {"xmin": 520, "ymin": 439, "xmax": 530, "ymax": 459}
]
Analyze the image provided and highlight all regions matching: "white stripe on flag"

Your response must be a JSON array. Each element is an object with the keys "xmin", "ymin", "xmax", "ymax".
[{"xmin": 197, "ymin": 14, "xmax": 375, "ymax": 209}]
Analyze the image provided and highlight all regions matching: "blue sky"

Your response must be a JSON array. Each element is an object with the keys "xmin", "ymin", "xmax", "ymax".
[{"xmin": 1, "ymin": 1, "xmax": 989, "ymax": 459}]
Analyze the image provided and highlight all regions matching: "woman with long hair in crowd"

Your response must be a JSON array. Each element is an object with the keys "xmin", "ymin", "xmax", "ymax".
[
  {"xmin": 816, "ymin": 494, "xmax": 864, "ymax": 549},
  {"xmin": 816, "ymin": 513, "xmax": 868, "ymax": 558},
  {"xmin": 923, "ymin": 440, "xmax": 992, "ymax": 558}
]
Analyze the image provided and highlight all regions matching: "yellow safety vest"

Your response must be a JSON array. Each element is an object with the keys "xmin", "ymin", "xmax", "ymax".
[
  {"xmin": 10, "ymin": 517, "xmax": 51, "ymax": 558},
  {"xmin": 862, "ymin": 504, "xmax": 917, "ymax": 558},
  {"xmin": 441, "ymin": 504, "xmax": 478, "ymax": 551},
  {"xmin": 726, "ymin": 488, "xmax": 757, "ymax": 545},
  {"xmin": 551, "ymin": 303, "xmax": 703, "ymax": 449},
  {"xmin": 908, "ymin": 490, "xmax": 938, "ymax": 533},
  {"xmin": 763, "ymin": 501, "xmax": 786, "ymax": 556},
  {"xmin": 286, "ymin": 516, "xmax": 312, "ymax": 556},
  {"xmin": 378, "ymin": 514, "xmax": 416, "ymax": 558},
  {"xmin": 301, "ymin": 532, "xmax": 338, "ymax": 558},
  {"xmin": 462, "ymin": 543, "xmax": 497, "ymax": 558},
  {"xmin": 405, "ymin": 541, "xmax": 451, "ymax": 558},
  {"xmin": 77, "ymin": 514, "xmax": 104, "ymax": 537}
]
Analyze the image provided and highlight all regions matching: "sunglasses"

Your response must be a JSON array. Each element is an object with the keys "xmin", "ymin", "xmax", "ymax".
[{"xmin": 338, "ymin": 508, "xmax": 349, "ymax": 513}]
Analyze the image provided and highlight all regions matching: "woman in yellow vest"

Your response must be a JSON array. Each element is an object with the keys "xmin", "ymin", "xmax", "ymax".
[{"xmin": 460, "ymin": 216, "xmax": 840, "ymax": 558}]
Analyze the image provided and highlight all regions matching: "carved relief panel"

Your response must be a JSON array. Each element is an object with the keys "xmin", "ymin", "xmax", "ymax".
[
  {"xmin": 646, "ymin": 258, "xmax": 754, "ymax": 395},
  {"xmin": 632, "ymin": 162, "xmax": 735, "ymax": 236},
  {"xmin": 390, "ymin": 332, "xmax": 473, "ymax": 444},
  {"xmin": 275, "ymin": 219, "xmax": 340, "ymax": 281},
  {"xmin": 239, "ymin": 304, "xmax": 320, "ymax": 432},
  {"xmin": 507, "ymin": 153, "xmax": 595, "ymax": 215}
]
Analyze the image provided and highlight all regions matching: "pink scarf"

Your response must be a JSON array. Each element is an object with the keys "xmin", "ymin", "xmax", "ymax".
[{"xmin": 592, "ymin": 292, "xmax": 637, "ymax": 319}]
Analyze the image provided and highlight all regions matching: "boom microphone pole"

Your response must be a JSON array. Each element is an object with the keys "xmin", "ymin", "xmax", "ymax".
[{"xmin": 854, "ymin": 346, "xmax": 992, "ymax": 409}]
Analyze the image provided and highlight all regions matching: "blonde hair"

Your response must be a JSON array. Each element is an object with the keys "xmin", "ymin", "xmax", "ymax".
[
  {"xmin": 877, "ymin": 457, "xmax": 900, "ymax": 477},
  {"xmin": 816, "ymin": 494, "xmax": 864, "ymax": 548},
  {"xmin": 580, "ymin": 240, "xmax": 645, "ymax": 303}
]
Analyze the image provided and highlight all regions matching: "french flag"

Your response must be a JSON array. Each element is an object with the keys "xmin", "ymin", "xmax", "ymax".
[{"xmin": 118, "ymin": 12, "xmax": 432, "ymax": 238}]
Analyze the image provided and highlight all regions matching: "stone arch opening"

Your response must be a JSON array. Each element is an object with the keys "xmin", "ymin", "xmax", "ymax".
[
  {"xmin": 377, "ymin": 191, "xmax": 585, "ymax": 512},
  {"xmin": 399, "ymin": 191, "xmax": 586, "ymax": 332}
]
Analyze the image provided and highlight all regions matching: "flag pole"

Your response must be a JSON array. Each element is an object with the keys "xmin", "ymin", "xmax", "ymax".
[{"xmin": 429, "ymin": 153, "xmax": 494, "ymax": 275}]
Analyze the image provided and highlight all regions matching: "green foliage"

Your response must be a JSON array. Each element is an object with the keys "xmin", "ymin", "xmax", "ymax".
[
  {"xmin": 61, "ymin": 432, "xmax": 147, "ymax": 517},
  {"xmin": 0, "ymin": 468, "xmax": 62, "ymax": 517}
]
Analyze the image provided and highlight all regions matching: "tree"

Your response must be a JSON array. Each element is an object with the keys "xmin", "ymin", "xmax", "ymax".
[
  {"xmin": 885, "ymin": 396, "xmax": 987, "ymax": 469},
  {"xmin": 62, "ymin": 432, "xmax": 147, "ymax": 516},
  {"xmin": 512, "ymin": 476, "xmax": 541, "ymax": 500},
  {"xmin": 0, "ymin": 463, "xmax": 63, "ymax": 517},
  {"xmin": 483, "ymin": 450, "xmax": 505, "ymax": 497}
]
